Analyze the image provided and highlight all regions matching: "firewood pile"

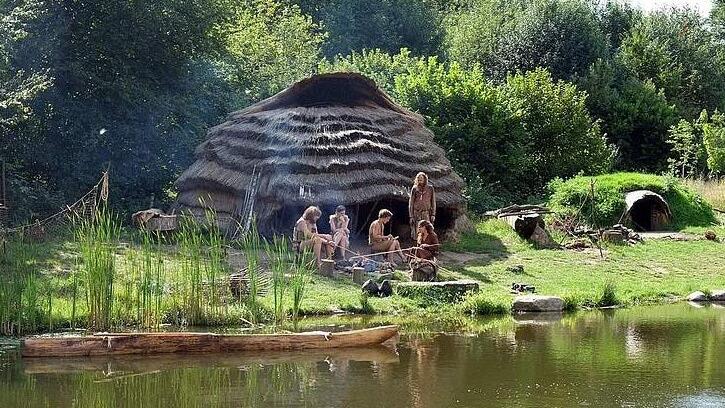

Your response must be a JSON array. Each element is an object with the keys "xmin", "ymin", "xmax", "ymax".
[{"xmin": 572, "ymin": 224, "xmax": 642, "ymax": 245}]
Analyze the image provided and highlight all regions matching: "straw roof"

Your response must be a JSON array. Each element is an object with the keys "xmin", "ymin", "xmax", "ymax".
[{"xmin": 175, "ymin": 72, "xmax": 467, "ymax": 233}]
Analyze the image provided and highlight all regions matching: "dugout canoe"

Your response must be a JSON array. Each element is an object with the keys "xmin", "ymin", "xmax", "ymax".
[
  {"xmin": 23, "ymin": 346, "xmax": 399, "ymax": 374},
  {"xmin": 21, "ymin": 325, "xmax": 399, "ymax": 358}
]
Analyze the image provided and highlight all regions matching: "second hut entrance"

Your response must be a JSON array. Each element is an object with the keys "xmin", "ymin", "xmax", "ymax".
[
  {"xmin": 174, "ymin": 72, "xmax": 470, "ymax": 240},
  {"xmin": 622, "ymin": 190, "xmax": 672, "ymax": 231}
]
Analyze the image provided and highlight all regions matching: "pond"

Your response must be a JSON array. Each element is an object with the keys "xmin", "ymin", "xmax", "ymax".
[{"xmin": 2, "ymin": 303, "xmax": 725, "ymax": 407}]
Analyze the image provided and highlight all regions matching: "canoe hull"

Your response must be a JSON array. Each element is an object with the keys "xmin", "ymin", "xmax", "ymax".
[{"xmin": 21, "ymin": 325, "xmax": 399, "ymax": 358}]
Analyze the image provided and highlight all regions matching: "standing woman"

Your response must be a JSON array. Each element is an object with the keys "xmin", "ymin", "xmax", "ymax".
[
  {"xmin": 293, "ymin": 206, "xmax": 333, "ymax": 268},
  {"xmin": 408, "ymin": 172, "xmax": 436, "ymax": 239},
  {"xmin": 329, "ymin": 205, "xmax": 350, "ymax": 260}
]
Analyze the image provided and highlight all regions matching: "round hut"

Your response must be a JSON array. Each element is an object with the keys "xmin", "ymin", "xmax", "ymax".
[{"xmin": 175, "ymin": 72, "xmax": 469, "ymax": 239}]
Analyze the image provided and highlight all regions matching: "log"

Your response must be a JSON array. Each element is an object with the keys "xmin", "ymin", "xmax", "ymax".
[
  {"xmin": 502, "ymin": 213, "xmax": 544, "ymax": 239},
  {"xmin": 21, "ymin": 326, "xmax": 399, "ymax": 358}
]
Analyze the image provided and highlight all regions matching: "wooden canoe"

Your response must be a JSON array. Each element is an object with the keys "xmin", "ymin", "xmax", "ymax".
[
  {"xmin": 21, "ymin": 325, "xmax": 399, "ymax": 358},
  {"xmin": 23, "ymin": 346, "xmax": 399, "ymax": 374}
]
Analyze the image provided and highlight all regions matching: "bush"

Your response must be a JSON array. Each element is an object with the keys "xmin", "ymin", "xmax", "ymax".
[
  {"xmin": 597, "ymin": 281, "xmax": 620, "ymax": 307},
  {"xmin": 395, "ymin": 63, "xmax": 613, "ymax": 210},
  {"xmin": 548, "ymin": 172, "xmax": 716, "ymax": 229}
]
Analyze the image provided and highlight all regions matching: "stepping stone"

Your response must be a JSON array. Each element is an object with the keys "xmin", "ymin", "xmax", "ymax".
[
  {"xmin": 687, "ymin": 291, "xmax": 708, "ymax": 302},
  {"xmin": 512, "ymin": 295, "xmax": 564, "ymax": 312},
  {"xmin": 710, "ymin": 290, "xmax": 725, "ymax": 301}
]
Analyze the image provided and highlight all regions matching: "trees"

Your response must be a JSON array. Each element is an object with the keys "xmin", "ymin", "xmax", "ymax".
[
  {"xmin": 223, "ymin": 0, "xmax": 325, "ymax": 101},
  {"xmin": 446, "ymin": 0, "xmax": 607, "ymax": 80},
  {"xmin": 299, "ymin": 0, "xmax": 443, "ymax": 58},
  {"xmin": 618, "ymin": 9, "xmax": 725, "ymax": 118},
  {"xmin": 394, "ymin": 63, "xmax": 612, "ymax": 210},
  {"xmin": 702, "ymin": 111, "xmax": 725, "ymax": 175},
  {"xmin": 578, "ymin": 60, "xmax": 677, "ymax": 172}
]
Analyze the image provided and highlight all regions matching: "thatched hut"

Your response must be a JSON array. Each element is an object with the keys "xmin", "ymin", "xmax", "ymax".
[{"xmin": 175, "ymin": 72, "xmax": 469, "ymax": 239}]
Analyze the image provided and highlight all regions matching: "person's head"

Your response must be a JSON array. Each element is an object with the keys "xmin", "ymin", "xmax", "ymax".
[
  {"xmin": 414, "ymin": 172, "xmax": 428, "ymax": 188},
  {"xmin": 417, "ymin": 219, "xmax": 434, "ymax": 235},
  {"xmin": 303, "ymin": 206, "xmax": 322, "ymax": 222},
  {"xmin": 378, "ymin": 209, "xmax": 393, "ymax": 224},
  {"xmin": 335, "ymin": 205, "xmax": 346, "ymax": 216}
]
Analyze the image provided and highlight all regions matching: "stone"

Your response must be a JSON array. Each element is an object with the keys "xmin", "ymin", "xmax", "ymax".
[
  {"xmin": 512, "ymin": 295, "xmax": 564, "ymax": 312},
  {"xmin": 686, "ymin": 291, "xmax": 708, "ymax": 302},
  {"xmin": 710, "ymin": 290, "xmax": 725, "ymax": 301},
  {"xmin": 379, "ymin": 280, "xmax": 393, "ymax": 297},
  {"xmin": 506, "ymin": 264, "xmax": 525, "ymax": 274},
  {"xmin": 318, "ymin": 259, "xmax": 335, "ymax": 278},
  {"xmin": 361, "ymin": 279, "xmax": 379, "ymax": 296},
  {"xmin": 601, "ymin": 230, "xmax": 624, "ymax": 244},
  {"xmin": 352, "ymin": 267, "xmax": 365, "ymax": 285},
  {"xmin": 396, "ymin": 280, "xmax": 479, "ymax": 302}
]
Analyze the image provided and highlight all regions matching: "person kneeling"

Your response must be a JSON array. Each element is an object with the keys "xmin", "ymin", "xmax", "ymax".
[{"xmin": 368, "ymin": 209, "xmax": 404, "ymax": 265}]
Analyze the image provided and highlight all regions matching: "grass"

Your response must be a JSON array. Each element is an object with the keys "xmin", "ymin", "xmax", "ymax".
[
  {"xmin": 2, "ymin": 191, "xmax": 725, "ymax": 334},
  {"xmin": 683, "ymin": 178, "xmax": 725, "ymax": 210},
  {"xmin": 548, "ymin": 173, "xmax": 717, "ymax": 229}
]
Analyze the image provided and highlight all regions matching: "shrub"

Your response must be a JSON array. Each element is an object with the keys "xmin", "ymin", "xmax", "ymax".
[
  {"xmin": 597, "ymin": 281, "xmax": 619, "ymax": 307},
  {"xmin": 548, "ymin": 172, "xmax": 716, "ymax": 229}
]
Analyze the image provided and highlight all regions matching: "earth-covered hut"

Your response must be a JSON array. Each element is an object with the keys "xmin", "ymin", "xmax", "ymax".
[{"xmin": 174, "ymin": 72, "xmax": 470, "ymax": 239}]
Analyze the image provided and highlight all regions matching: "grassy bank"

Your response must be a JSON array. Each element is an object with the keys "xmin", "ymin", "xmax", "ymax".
[{"xmin": 2, "ymin": 214, "xmax": 723, "ymax": 334}]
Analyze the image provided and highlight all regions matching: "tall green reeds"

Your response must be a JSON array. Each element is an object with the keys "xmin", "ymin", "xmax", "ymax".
[
  {"xmin": 121, "ymin": 230, "xmax": 165, "ymax": 328},
  {"xmin": 240, "ymin": 220, "xmax": 264, "ymax": 323},
  {"xmin": 177, "ymin": 216, "xmax": 205, "ymax": 325},
  {"xmin": 265, "ymin": 235, "xmax": 291, "ymax": 324},
  {"xmin": 290, "ymin": 248, "xmax": 314, "ymax": 321},
  {"xmin": 76, "ymin": 208, "xmax": 120, "ymax": 330},
  {"xmin": 0, "ymin": 237, "xmax": 43, "ymax": 335}
]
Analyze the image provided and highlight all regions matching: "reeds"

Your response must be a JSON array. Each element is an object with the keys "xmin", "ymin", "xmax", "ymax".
[
  {"xmin": 265, "ymin": 235, "xmax": 290, "ymax": 324},
  {"xmin": 76, "ymin": 207, "xmax": 121, "ymax": 330},
  {"xmin": 0, "ymin": 237, "xmax": 43, "ymax": 335},
  {"xmin": 239, "ymin": 220, "xmax": 264, "ymax": 323}
]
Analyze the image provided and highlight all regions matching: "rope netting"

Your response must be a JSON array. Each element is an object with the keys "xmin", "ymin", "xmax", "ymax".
[{"xmin": 1, "ymin": 172, "xmax": 109, "ymax": 236}]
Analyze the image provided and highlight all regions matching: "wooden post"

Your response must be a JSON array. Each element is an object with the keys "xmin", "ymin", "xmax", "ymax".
[
  {"xmin": 319, "ymin": 259, "xmax": 335, "ymax": 278},
  {"xmin": 352, "ymin": 267, "xmax": 365, "ymax": 284}
]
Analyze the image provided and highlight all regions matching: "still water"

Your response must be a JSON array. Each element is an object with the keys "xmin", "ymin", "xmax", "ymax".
[{"xmin": 2, "ymin": 303, "xmax": 725, "ymax": 407}]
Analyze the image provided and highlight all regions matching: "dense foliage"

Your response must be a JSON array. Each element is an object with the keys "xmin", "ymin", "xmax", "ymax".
[
  {"xmin": 1, "ymin": 0, "xmax": 724, "ymax": 221},
  {"xmin": 548, "ymin": 173, "xmax": 716, "ymax": 229}
]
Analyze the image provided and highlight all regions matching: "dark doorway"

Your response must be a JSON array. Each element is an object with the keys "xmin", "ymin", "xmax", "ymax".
[{"xmin": 628, "ymin": 196, "xmax": 671, "ymax": 231}]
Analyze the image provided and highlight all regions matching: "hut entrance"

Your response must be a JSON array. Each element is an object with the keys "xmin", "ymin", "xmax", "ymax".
[{"xmin": 624, "ymin": 190, "xmax": 672, "ymax": 231}]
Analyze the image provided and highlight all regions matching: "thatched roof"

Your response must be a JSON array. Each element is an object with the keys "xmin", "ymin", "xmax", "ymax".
[{"xmin": 175, "ymin": 72, "xmax": 466, "ymax": 232}]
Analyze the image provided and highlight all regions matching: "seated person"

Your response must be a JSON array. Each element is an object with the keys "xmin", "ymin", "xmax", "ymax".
[
  {"xmin": 368, "ymin": 209, "xmax": 404, "ymax": 265},
  {"xmin": 293, "ymin": 206, "xmax": 333, "ymax": 268},
  {"xmin": 329, "ymin": 205, "xmax": 350, "ymax": 260},
  {"xmin": 410, "ymin": 220, "xmax": 439, "ymax": 282},
  {"xmin": 414, "ymin": 220, "xmax": 439, "ymax": 260}
]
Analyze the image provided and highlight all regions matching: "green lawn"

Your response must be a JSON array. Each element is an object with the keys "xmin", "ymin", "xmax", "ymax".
[{"xmin": 3, "ymin": 217, "xmax": 724, "ymax": 334}]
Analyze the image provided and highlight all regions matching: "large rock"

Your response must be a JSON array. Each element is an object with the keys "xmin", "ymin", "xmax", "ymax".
[
  {"xmin": 710, "ymin": 290, "xmax": 725, "ymax": 301},
  {"xmin": 396, "ymin": 280, "xmax": 479, "ymax": 303},
  {"xmin": 512, "ymin": 295, "xmax": 564, "ymax": 312},
  {"xmin": 687, "ymin": 291, "xmax": 708, "ymax": 302}
]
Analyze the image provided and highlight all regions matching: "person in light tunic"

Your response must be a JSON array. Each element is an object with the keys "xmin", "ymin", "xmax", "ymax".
[
  {"xmin": 329, "ymin": 205, "xmax": 350, "ymax": 260},
  {"xmin": 409, "ymin": 172, "xmax": 436, "ymax": 239}
]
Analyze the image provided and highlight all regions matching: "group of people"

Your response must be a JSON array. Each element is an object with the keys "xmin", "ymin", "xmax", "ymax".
[{"xmin": 293, "ymin": 172, "xmax": 439, "ymax": 273}]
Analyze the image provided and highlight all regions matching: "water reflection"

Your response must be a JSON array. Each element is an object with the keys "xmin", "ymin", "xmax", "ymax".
[{"xmin": 1, "ymin": 303, "xmax": 724, "ymax": 407}]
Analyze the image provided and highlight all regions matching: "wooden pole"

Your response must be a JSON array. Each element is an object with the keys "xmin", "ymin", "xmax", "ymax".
[{"xmin": 1, "ymin": 159, "xmax": 6, "ymax": 207}]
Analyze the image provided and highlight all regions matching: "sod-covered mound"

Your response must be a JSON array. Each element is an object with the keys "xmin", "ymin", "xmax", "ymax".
[{"xmin": 548, "ymin": 173, "xmax": 716, "ymax": 229}]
